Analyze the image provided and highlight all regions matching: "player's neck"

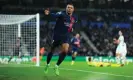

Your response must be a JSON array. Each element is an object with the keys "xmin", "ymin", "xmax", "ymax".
[{"xmin": 66, "ymin": 12, "xmax": 72, "ymax": 16}]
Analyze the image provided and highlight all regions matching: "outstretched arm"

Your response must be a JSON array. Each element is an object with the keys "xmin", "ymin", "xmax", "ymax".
[{"xmin": 44, "ymin": 8, "xmax": 62, "ymax": 18}]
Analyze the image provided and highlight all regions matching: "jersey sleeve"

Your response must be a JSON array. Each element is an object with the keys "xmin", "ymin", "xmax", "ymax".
[{"xmin": 49, "ymin": 11, "xmax": 62, "ymax": 18}]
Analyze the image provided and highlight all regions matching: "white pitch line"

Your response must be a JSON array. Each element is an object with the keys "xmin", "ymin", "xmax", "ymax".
[
  {"xmin": 59, "ymin": 68, "xmax": 133, "ymax": 78},
  {"xmin": 0, "ymin": 63, "xmax": 133, "ymax": 78}
]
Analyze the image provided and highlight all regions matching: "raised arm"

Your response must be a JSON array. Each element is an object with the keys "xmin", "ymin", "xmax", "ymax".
[{"xmin": 44, "ymin": 8, "xmax": 62, "ymax": 18}]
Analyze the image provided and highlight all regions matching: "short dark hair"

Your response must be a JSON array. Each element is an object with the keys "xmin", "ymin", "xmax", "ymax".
[{"xmin": 66, "ymin": 2, "xmax": 74, "ymax": 6}]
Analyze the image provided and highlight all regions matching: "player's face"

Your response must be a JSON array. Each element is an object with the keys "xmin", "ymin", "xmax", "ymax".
[
  {"xmin": 76, "ymin": 34, "xmax": 80, "ymax": 38},
  {"xmin": 66, "ymin": 4, "xmax": 74, "ymax": 15},
  {"xmin": 118, "ymin": 31, "xmax": 122, "ymax": 36}
]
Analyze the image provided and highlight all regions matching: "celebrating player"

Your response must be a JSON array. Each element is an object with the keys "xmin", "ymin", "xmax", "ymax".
[
  {"xmin": 44, "ymin": 3, "xmax": 78, "ymax": 75},
  {"xmin": 114, "ymin": 30, "xmax": 127, "ymax": 66},
  {"xmin": 71, "ymin": 33, "xmax": 80, "ymax": 65}
]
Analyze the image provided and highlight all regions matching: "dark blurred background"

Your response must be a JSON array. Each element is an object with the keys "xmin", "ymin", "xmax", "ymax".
[{"xmin": 0, "ymin": 0, "xmax": 133, "ymax": 57}]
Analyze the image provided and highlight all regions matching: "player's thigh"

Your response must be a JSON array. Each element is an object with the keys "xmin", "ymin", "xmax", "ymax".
[
  {"xmin": 61, "ymin": 43, "xmax": 69, "ymax": 53},
  {"xmin": 60, "ymin": 35, "xmax": 70, "ymax": 52},
  {"xmin": 116, "ymin": 46, "xmax": 122, "ymax": 56},
  {"xmin": 116, "ymin": 46, "xmax": 119, "ymax": 53},
  {"xmin": 120, "ymin": 49, "xmax": 127, "ymax": 58}
]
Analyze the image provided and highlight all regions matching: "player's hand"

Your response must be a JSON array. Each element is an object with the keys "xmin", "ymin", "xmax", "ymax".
[{"xmin": 44, "ymin": 8, "xmax": 50, "ymax": 15}]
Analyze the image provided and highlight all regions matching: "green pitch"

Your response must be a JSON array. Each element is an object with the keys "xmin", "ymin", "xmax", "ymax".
[{"xmin": 0, "ymin": 59, "xmax": 133, "ymax": 80}]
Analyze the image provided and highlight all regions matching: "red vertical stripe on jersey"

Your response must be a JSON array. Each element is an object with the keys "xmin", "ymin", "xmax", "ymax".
[{"xmin": 68, "ymin": 16, "xmax": 74, "ymax": 32}]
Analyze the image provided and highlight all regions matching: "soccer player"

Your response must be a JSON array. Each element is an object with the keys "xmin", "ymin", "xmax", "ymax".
[
  {"xmin": 8, "ymin": 37, "xmax": 21, "ymax": 64},
  {"xmin": 71, "ymin": 33, "xmax": 80, "ymax": 65},
  {"xmin": 87, "ymin": 57, "xmax": 111, "ymax": 67},
  {"xmin": 114, "ymin": 30, "xmax": 127, "ymax": 66},
  {"xmin": 44, "ymin": 3, "xmax": 78, "ymax": 75}
]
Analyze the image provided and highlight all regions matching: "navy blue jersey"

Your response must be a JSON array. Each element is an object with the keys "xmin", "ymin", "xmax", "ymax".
[
  {"xmin": 71, "ymin": 37, "xmax": 80, "ymax": 48},
  {"xmin": 50, "ymin": 11, "xmax": 78, "ymax": 35},
  {"xmin": 71, "ymin": 37, "xmax": 80, "ymax": 52}
]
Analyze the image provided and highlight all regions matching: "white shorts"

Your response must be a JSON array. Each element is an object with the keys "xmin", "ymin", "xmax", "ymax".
[{"xmin": 116, "ymin": 43, "xmax": 127, "ymax": 57}]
